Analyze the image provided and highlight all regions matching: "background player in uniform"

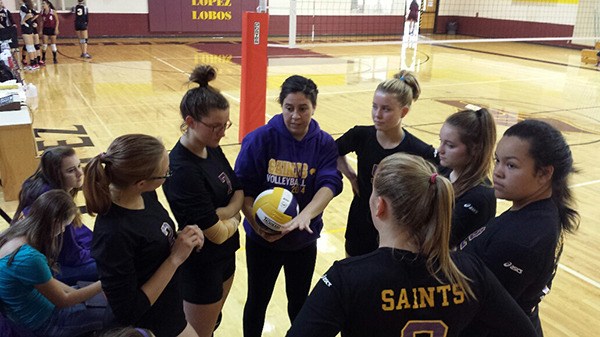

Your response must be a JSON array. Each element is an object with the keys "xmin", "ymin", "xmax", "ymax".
[
  {"xmin": 12, "ymin": 146, "xmax": 97, "ymax": 285},
  {"xmin": 407, "ymin": 0, "xmax": 419, "ymax": 35},
  {"xmin": 0, "ymin": 0, "xmax": 19, "ymax": 59},
  {"xmin": 235, "ymin": 75, "xmax": 343, "ymax": 337},
  {"xmin": 41, "ymin": 0, "xmax": 59, "ymax": 63},
  {"xmin": 459, "ymin": 119, "xmax": 580, "ymax": 336},
  {"xmin": 437, "ymin": 108, "xmax": 497, "ymax": 248},
  {"xmin": 163, "ymin": 65, "xmax": 243, "ymax": 337},
  {"xmin": 84, "ymin": 134, "xmax": 203, "ymax": 337},
  {"xmin": 74, "ymin": 0, "xmax": 90, "ymax": 58},
  {"xmin": 31, "ymin": 3, "xmax": 43, "ymax": 66},
  {"xmin": 19, "ymin": 0, "xmax": 39, "ymax": 70},
  {"xmin": 0, "ymin": 190, "xmax": 108, "ymax": 337},
  {"xmin": 287, "ymin": 153, "xmax": 538, "ymax": 337},
  {"xmin": 336, "ymin": 70, "xmax": 436, "ymax": 257}
]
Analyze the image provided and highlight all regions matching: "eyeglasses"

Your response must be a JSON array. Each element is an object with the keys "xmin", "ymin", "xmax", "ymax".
[
  {"xmin": 148, "ymin": 169, "xmax": 172, "ymax": 180},
  {"xmin": 197, "ymin": 119, "xmax": 233, "ymax": 133}
]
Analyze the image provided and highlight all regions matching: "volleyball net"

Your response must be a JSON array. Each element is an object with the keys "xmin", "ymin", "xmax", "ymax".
[{"xmin": 263, "ymin": 0, "xmax": 600, "ymax": 47}]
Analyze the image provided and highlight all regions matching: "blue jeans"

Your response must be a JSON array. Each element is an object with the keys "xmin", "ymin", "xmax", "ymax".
[
  {"xmin": 55, "ymin": 261, "xmax": 98, "ymax": 286},
  {"xmin": 32, "ymin": 302, "xmax": 110, "ymax": 337}
]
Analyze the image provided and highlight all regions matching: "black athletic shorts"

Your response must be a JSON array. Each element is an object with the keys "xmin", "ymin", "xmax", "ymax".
[
  {"xmin": 0, "ymin": 26, "xmax": 18, "ymax": 48},
  {"xmin": 43, "ymin": 27, "xmax": 56, "ymax": 36},
  {"xmin": 180, "ymin": 254, "xmax": 236, "ymax": 304},
  {"xmin": 75, "ymin": 22, "xmax": 87, "ymax": 31},
  {"xmin": 20, "ymin": 24, "xmax": 34, "ymax": 35}
]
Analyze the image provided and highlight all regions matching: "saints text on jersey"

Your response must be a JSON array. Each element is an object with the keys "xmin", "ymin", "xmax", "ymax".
[{"xmin": 381, "ymin": 284, "xmax": 465, "ymax": 311}]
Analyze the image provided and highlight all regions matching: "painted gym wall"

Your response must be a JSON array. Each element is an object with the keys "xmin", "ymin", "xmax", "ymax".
[
  {"xmin": 5, "ymin": 0, "xmax": 147, "ymax": 12},
  {"xmin": 84, "ymin": 0, "xmax": 148, "ymax": 14},
  {"xmin": 10, "ymin": 0, "xmax": 258, "ymax": 37},
  {"xmin": 148, "ymin": 0, "xmax": 255, "ymax": 33},
  {"xmin": 438, "ymin": 0, "xmax": 578, "ymax": 25},
  {"xmin": 435, "ymin": 0, "xmax": 580, "ymax": 43},
  {"xmin": 266, "ymin": 0, "xmax": 408, "ymax": 37},
  {"xmin": 572, "ymin": 0, "xmax": 599, "ymax": 47}
]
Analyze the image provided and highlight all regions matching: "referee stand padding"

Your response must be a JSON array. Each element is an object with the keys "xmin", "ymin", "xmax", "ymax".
[{"xmin": 580, "ymin": 42, "xmax": 600, "ymax": 64}]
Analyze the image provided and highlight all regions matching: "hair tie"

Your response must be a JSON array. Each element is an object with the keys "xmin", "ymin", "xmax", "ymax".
[
  {"xmin": 135, "ymin": 328, "xmax": 151, "ymax": 337},
  {"xmin": 430, "ymin": 173, "xmax": 438, "ymax": 185},
  {"xmin": 475, "ymin": 109, "xmax": 483, "ymax": 117},
  {"xmin": 399, "ymin": 76, "xmax": 405, "ymax": 82},
  {"xmin": 99, "ymin": 152, "xmax": 107, "ymax": 161}
]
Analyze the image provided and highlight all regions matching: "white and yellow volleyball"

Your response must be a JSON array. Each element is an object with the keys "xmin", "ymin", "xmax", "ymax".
[{"xmin": 252, "ymin": 187, "xmax": 299, "ymax": 233}]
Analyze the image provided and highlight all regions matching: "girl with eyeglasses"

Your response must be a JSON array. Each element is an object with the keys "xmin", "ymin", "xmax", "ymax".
[
  {"xmin": 84, "ymin": 134, "xmax": 204, "ymax": 337},
  {"xmin": 162, "ymin": 65, "xmax": 243, "ymax": 337}
]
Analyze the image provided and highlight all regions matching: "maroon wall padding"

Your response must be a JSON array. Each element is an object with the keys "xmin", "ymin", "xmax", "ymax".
[
  {"xmin": 148, "ymin": 0, "xmax": 167, "ymax": 31},
  {"xmin": 148, "ymin": 0, "xmax": 256, "ymax": 33},
  {"xmin": 269, "ymin": 15, "xmax": 405, "ymax": 37},
  {"xmin": 435, "ymin": 16, "xmax": 574, "ymax": 38},
  {"xmin": 9, "ymin": 11, "xmax": 575, "ymax": 42},
  {"xmin": 10, "ymin": 12, "xmax": 153, "ymax": 37},
  {"xmin": 10, "ymin": 11, "xmax": 253, "ymax": 38}
]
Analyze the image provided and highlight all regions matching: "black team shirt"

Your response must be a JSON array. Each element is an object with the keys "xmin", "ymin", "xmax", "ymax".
[
  {"xmin": 287, "ymin": 248, "xmax": 537, "ymax": 337},
  {"xmin": 459, "ymin": 198, "xmax": 561, "ymax": 336},
  {"xmin": 336, "ymin": 125, "xmax": 437, "ymax": 256},
  {"xmin": 92, "ymin": 191, "xmax": 187, "ymax": 337}
]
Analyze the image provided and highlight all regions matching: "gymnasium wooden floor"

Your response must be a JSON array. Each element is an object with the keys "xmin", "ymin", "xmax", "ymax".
[{"xmin": 1, "ymin": 37, "xmax": 599, "ymax": 336}]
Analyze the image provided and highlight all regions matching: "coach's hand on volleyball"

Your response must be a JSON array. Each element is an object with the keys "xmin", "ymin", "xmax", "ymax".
[
  {"xmin": 170, "ymin": 225, "xmax": 204, "ymax": 265},
  {"xmin": 282, "ymin": 212, "xmax": 313, "ymax": 235}
]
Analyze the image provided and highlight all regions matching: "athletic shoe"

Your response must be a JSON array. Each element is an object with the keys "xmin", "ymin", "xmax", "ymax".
[
  {"xmin": 31, "ymin": 64, "xmax": 40, "ymax": 70},
  {"xmin": 23, "ymin": 65, "xmax": 32, "ymax": 71},
  {"xmin": 83, "ymin": 53, "xmax": 92, "ymax": 59},
  {"xmin": 38, "ymin": 60, "xmax": 45, "ymax": 66},
  {"xmin": 80, "ymin": 53, "xmax": 85, "ymax": 58},
  {"xmin": 53, "ymin": 58, "xmax": 58, "ymax": 64}
]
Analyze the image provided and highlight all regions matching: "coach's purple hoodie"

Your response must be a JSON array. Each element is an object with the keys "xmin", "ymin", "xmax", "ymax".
[{"xmin": 235, "ymin": 113, "xmax": 343, "ymax": 251}]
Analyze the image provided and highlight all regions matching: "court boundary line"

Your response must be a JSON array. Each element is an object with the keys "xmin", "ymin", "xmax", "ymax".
[
  {"xmin": 71, "ymin": 83, "xmax": 114, "ymax": 139},
  {"xmin": 436, "ymin": 44, "xmax": 599, "ymax": 71},
  {"xmin": 152, "ymin": 56, "xmax": 188, "ymax": 75},
  {"xmin": 558, "ymin": 264, "xmax": 600, "ymax": 289}
]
